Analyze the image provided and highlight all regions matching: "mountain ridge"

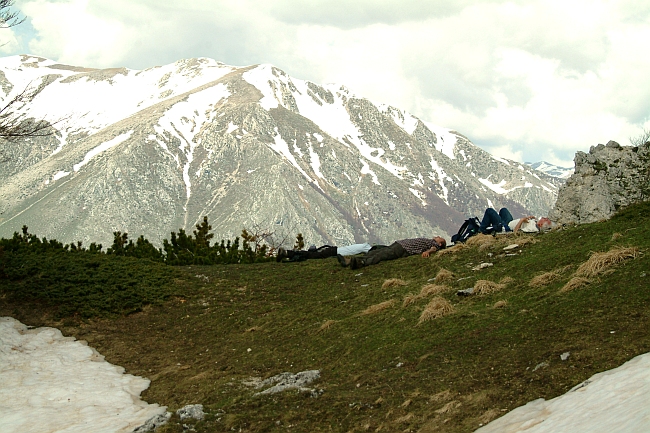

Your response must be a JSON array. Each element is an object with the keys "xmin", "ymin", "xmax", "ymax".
[{"xmin": 0, "ymin": 55, "xmax": 561, "ymax": 247}]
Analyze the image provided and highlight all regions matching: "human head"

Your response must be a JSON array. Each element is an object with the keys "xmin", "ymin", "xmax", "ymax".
[
  {"xmin": 433, "ymin": 236, "xmax": 447, "ymax": 249},
  {"xmin": 537, "ymin": 217, "xmax": 552, "ymax": 231}
]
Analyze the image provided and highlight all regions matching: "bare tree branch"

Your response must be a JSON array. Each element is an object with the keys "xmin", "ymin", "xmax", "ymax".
[
  {"xmin": 0, "ymin": 0, "xmax": 24, "ymax": 29},
  {"xmin": 0, "ymin": 82, "xmax": 70, "ymax": 142},
  {"xmin": 629, "ymin": 128, "xmax": 650, "ymax": 147}
]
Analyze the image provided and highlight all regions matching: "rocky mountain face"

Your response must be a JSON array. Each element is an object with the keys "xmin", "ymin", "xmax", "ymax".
[
  {"xmin": 0, "ymin": 55, "xmax": 560, "ymax": 248},
  {"xmin": 550, "ymin": 140, "xmax": 650, "ymax": 224}
]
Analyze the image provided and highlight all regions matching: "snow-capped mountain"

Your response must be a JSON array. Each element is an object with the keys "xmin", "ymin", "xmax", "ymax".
[
  {"xmin": 0, "ymin": 55, "xmax": 560, "ymax": 247},
  {"xmin": 526, "ymin": 161, "xmax": 574, "ymax": 180}
]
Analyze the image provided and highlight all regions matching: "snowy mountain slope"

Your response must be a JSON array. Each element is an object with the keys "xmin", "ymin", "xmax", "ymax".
[
  {"xmin": 525, "ymin": 161, "xmax": 574, "ymax": 179},
  {"xmin": 0, "ymin": 55, "xmax": 559, "ymax": 247}
]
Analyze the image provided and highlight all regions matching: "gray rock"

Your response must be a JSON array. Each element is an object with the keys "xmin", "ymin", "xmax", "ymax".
[
  {"xmin": 550, "ymin": 140, "xmax": 650, "ymax": 224},
  {"xmin": 132, "ymin": 412, "xmax": 171, "ymax": 433},
  {"xmin": 248, "ymin": 370, "xmax": 321, "ymax": 396},
  {"xmin": 176, "ymin": 404, "xmax": 205, "ymax": 421}
]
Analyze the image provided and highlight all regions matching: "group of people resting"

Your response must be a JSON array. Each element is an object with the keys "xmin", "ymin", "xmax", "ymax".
[
  {"xmin": 276, "ymin": 236, "xmax": 447, "ymax": 270},
  {"xmin": 276, "ymin": 207, "xmax": 554, "ymax": 269}
]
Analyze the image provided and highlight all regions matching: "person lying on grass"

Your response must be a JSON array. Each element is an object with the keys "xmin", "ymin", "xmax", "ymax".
[
  {"xmin": 276, "ymin": 243, "xmax": 386, "ymax": 262},
  {"xmin": 338, "ymin": 236, "xmax": 447, "ymax": 270},
  {"xmin": 480, "ymin": 207, "xmax": 555, "ymax": 234}
]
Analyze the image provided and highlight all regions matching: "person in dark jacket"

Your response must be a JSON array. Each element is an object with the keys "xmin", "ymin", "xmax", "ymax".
[{"xmin": 340, "ymin": 236, "xmax": 446, "ymax": 270}]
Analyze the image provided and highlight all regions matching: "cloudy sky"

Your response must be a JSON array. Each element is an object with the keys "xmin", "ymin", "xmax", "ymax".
[{"xmin": 3, "ymin": 0, "xmax": 650, "ymax": 167}]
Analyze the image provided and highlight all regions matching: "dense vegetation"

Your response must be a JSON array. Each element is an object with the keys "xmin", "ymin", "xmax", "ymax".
[{"xmin": 1, "ymin": 202, "xmax": 649, "ymax": 432}]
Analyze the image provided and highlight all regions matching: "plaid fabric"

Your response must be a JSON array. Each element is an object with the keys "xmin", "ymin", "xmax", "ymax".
[{"xmin": 396, "ymin": 238, "xmax": 439, "ymax": 255}]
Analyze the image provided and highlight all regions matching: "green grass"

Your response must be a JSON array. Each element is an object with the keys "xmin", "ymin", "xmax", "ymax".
[{"xmin": 1, "ymin": 201, "xmax": 649, "ymax": 432}]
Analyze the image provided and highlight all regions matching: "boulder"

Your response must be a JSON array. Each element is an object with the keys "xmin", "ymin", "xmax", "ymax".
[{"xmin": 550, "ymin": 140, "xmax": 650, "ymax": 224}]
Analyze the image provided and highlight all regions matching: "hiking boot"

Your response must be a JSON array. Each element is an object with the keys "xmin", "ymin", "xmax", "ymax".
[
  {"xmin": 350, "ymin": 257, "xmax": 365, "ymax": 270},
  {"xmin": 276, "ymin": 247, "xmax": 287, "ymax": 262},
  {"xmin": 337, "ymin": 254, "xmax": 351, "ymax": 267}
]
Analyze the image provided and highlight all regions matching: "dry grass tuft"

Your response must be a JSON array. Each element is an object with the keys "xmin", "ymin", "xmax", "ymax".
[
  {"xmin": 360, "ymin": 299, "xmax": 397, "ymax": 316},
  {"xmin": 473, "ymin": 280, "xmax": 505, "ymax": 295},
  {"xmin": 575, "ymin": 247, "xmax": 640, "ymax": 277},
  {"xmin": 435, "ymin": 400, "xmax": 461, "ymax": 414},
  {"xmin": 529, "ymin": 271, "xmax": 561, "ymax": 288},
  {"xmin": 434, "ymin": 268, "xmax": 455, "ymax": 283},
  {"xmin": 382, "ymin": 278, "xmax": 408, "ymax": 289},
  {"xmin": 420, "ymin": 284, "xmax": 452, "ymax": 296},
  {"xmin": 499, "ymin": 276, "xmax": 514, "ymax": 285},
  {"xmin": 394, "ymin": 413, "xmax": 414, "ymax": 423},
  {"xmin": 611, "ymin": 232, "xmax": 623, "ymax": 241},
  {"xmin": 402, "ymin": 293, "xmax": 420, "ymax": 307},
  {"xmin": 438, "ymin": 244, "xmax": 466, "ymax": 255},
  {"xmin": 403, "ymin": 285, "xmax": 451, "ymax": 306},
  {"xmin": 513, "ymin": 235, "xmax": 537, "ymax": 247},
  {"xmin": 560, "ymin": 277, "xmax": 591, "ymax": 292},
  {"xmin": 318, "ymin": 320, "xmax": 338, "ymax": 332},
  {"xmin": 418, "ymin": 297, "xmax": 455, "ymax": 323},
  {"xmin": 466, "ymin": 234, "xmax": 494, "ymax": 247},
  {"xmin": 245, "ymin": 326, "xmax": 263, "ymax": 333},
  {"xmin": 493, "ymin": 300, "xmax": 508, "ymax": 309}
]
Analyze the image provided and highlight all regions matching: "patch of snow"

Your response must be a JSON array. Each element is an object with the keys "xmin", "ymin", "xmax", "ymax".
[
  {"xmin": 429, "ymin": 158, "xmax": 451, "ymax": 204},
  {"xmin": 153, "ymin": 83, "xmax": 230, "ymax": 201},
  {"xmin": 73, "ymin": 131, "xmax": 133, "ymax": 172},
  {"xmin": 409, "ymin": 188, "xmax": 427, "ymax": 206},
  {"xmin": 269, "ymin": 129, "xmax": 315, "ymax": 184},
  {"xmin": 360, "ymin": 158, "xmax": 380, "ymax": 185},
  {"xmin": 0, "ymin": 317, "xmax": 167, "ymax": 433},
  {"xmin": 476, "ymin": 352, "xmax": 650, "ymax": 433},
  {"xmin": 226, "ymin": 122, "xmax": 238, "ymax": 134},
  {"xmin": 492, "ymin": 155, "xmax": 511, "ymax": 165},
  {"xmin": 52, "ymin": 170, "xmax": 70, "ymax": 181},
  {"xmin": 423, "ymin": 122, "xmax": 458, "ymax": 160},
  {"xmin": 308, "ymin": 145, "xmax": 324, "ymax": 179},
  {"xmin": 313, "ymin": 132, "xmax": 323, "ymax": 142}
]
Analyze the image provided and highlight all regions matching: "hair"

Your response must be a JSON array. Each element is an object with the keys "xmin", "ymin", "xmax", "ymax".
[{"xmin": 435, "ymin": 237, "xmax": 447, "ymax": 249}]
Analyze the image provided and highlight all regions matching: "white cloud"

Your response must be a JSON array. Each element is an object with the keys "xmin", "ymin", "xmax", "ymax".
[{"xmin": 8, "ymin": 0, "xmax": 650, "ymax": 165}]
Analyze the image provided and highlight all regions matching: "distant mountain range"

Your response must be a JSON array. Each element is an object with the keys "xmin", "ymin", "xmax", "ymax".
[
  {"xmin": 525, "ymin": 161, "xmax": 574, "ymax": 179},
  {"xmin": 0, "ymin": 55, "xmax": 562, "ymax": 247}
]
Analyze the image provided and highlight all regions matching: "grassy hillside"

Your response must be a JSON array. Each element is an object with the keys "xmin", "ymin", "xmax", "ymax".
[{"xmin": 1, "ymin": 202, "xmax": 649, "ymax": 432}]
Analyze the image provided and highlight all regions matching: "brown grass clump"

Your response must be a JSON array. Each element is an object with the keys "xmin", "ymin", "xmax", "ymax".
[
  {"xmin": 560, "ymin": 277, "xmax": 591, "ymax": 292},
  {"xmin": 465, "ymin": 234, "xmax": 494, "ymax": 247},
  {"xmin": 493, "ymin": 300, "xmax": 508, "ymax": 309},
  {"xmin": 318, "ymin": 320, "xmax": 338, "ymax": 332},
  {"xmin": 418, "ymin": 297, "xmax": 455, "ymax": 323},
  {"xmin": 403, "ymin": 285, "xmax": 451, "ymax": 306},
  {"xmin": 611, "ymin": 232, "xmax": 623, "ymax": 241},
  {"xmin": 382, "ymin": 278, "xmax": 408, "ymax": 289},
  {"xmin": 473, "ymin": 280, "xmax": 505, "ymax": 295},
  {"xmin": 513, "ymin": 235, "xmax": 537, "ymax": 247},
  {"xmin": 360, "ymin": 299, "xmax": 397, "ymax": 316},
  {"xmin": 420, "ymin": 284, "xmax": 452, "ymax": 296},
  {"xmin": 529, "ymin": 271, "xmax": 561, "ymax": 287},
  {"xmin": 402, "ymin": 293, "xmax": 420, "ymax": 307},
  {"xmin": 575, "ymin": 247, "xmax": 640, "ymax": 277},
  {"xmin": 434, "ymin": 268, "xmax": 455, "ymax": 283},
  {"xmin": 437, "ymin": 244, "xmax": 466, "ymax": 256},
  {"xmin": 499, "ymin": 276, "xmax": 514, "ymax": 285}
]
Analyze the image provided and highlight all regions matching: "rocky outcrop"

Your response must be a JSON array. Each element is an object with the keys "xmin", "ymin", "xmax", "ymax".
[{"xmin": 550, "ymin": 140, "xmax": 650, "ymax": 224}]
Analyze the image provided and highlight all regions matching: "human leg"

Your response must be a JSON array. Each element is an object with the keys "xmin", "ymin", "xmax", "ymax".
[
  {"xmin": 479, "ymin": 208, "xmax": 502, "ymax": 234},
  {"xmin": 499, "ymin": 208, "xmax": 514, "ymax": 232},
  {"xmin": 350, "ymin": 242, "xmax": 408, "ymax": 269}
]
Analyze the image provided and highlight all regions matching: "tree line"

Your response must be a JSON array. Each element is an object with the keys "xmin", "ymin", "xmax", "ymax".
[{"xmin": 0, "ymin": 217, "xmax": 279, "ymax": 266}]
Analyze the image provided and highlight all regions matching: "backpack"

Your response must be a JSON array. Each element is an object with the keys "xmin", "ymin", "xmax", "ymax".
[{"xmin": 451, "ymin": 217, "xmax": 481, "ymax": 244}]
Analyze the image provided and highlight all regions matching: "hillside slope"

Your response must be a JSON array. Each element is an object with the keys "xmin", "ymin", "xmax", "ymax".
[{"xmin": 1, "ymin": 201, "xmax": 648, "ymax": 432}]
